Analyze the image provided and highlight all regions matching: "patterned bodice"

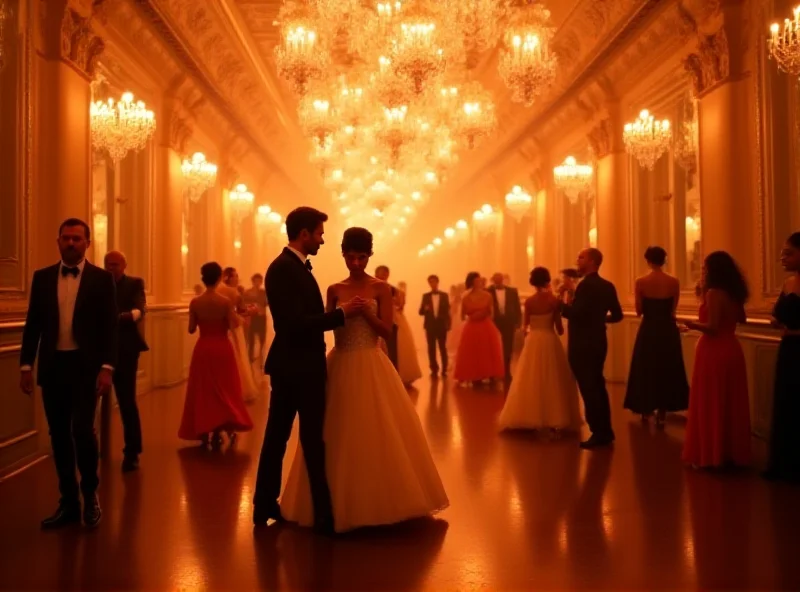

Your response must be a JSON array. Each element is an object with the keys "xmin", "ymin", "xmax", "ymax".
[{"xmin": 333, "ymin": 299, "xmax": 380, "ymax": 352}]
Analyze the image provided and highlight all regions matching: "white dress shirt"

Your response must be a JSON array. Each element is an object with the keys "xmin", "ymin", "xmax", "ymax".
[
  {"xmin": 495, "ymin": 288, "xmax": 506, "ymax": 315},
  {"xmin": 431, "ymin": 292, "xmax": 440, "ymax": 316}
]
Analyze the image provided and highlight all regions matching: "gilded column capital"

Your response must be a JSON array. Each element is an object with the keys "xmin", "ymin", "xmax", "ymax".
[
  {"xmin": 38, "ymin": 0, "xmax": 105, "ymax": 78},
  {"xmin": 160, "ymin": 98, "xmax": 193, "ymax": 154}
]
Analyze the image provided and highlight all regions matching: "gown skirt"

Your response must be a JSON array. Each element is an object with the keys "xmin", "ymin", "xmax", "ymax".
[
  {"xmin": 395, "ymin": 308, "xmax": 423, "ymax": 385},
  {"xmin": 498, "ymin": 315, "xmax": 583, "ymax": 430},
  {"xmin": 179, "ymin": 324, "xmax": 254, "ymax": 440},
  {"xmin": 453, "ymin": 317, "xmax": 505, "ymax": 382}
]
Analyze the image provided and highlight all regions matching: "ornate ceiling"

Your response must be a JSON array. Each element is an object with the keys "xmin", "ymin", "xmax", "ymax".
[{"xmin": 104, "ymin": 0, "xmax": 716, "ymax": 238}]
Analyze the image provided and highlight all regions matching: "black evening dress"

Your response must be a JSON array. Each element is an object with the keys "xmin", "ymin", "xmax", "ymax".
[
  {"xmin": 624, "ymin": 297, "xmax": 690, "ymax": 415},
  {"xmin": 765, "ymin": 292, "xmax": 800, "ymax": 481}
]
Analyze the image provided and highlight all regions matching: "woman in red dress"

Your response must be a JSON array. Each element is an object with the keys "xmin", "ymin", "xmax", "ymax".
[
  {"xmin": 454, "ymin": 272, "xmax": 505, "ymax": 385},
  {"xmin": 179, "ymin": 262, "xmax": 253, "ymax": 447},
  {"xmin": 682, "ymin": 251, "xmax": 751, "ymax": 468}
]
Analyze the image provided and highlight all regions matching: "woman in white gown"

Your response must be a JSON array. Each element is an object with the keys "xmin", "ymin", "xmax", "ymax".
[
  {"xmin": 219, "ymin": 268, "xmax": 261, "ymax": 403},
  {"xmin": 498, "ymin": 267, "xmax": 582, "ymax": 432},
  {"xmin": 281, "ymin": 228, "xmax": 448, "ymax": 533},
  {"xmin": 394, "ymin": 281, "xmax": 423, "ymax": 386},
  {"xmin": 447, "ymin": 283, "xmax": 465, "ymax": 357}
]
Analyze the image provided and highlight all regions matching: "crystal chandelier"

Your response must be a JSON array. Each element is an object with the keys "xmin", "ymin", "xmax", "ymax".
[
  {"xmin": 274, "ymin": 2, "xmax": 330, "ymax": 95},
  {"xmin": 181, "ymin": 152, "xmax": 218, "ymax": 202},
  {"xmin": 498, "ymin": 2, "xmax": 557, "ymax": 106},
  {"xmin": 390, "ymin": 2, "xmax": 448, "ymax": 95},
  {"xmin": 228, "ymin": 184, "xmax": 255, "ymax": 220},
  {"xmin": 90, "ymin": 91, "xmax": 156, "ymax": 162},
  {"xmin": 298, "ymin": 90, "xmax": 340, "ymax": 147},
  {"xmin": 623, "ymin": 109, "xmax": 672, "ymax": 170},
  {"xmin": 0, "ymin": 1, "xmax": 9, "ymax": 73},
  {"xmin": 375, "ymin": 105, "xmax": 416, "ymax": 161},
  {"xmin": 443, "ymin": 0, "xmax": 506, "ymax": 69},
  {"xmin": 769, "ymin": 7, "xmax": 800, "ymax": 77},
  {"xmin": 553, "ymin": 156, "xmax": 593, "ymax": 204},
  {"xmin": 371, "ymin": 56, "xmax": 414, "ymax": 110},
  {"xmin": 674, "ymin": 119, "xmax": 697, "ymax": 172},
  {"xmin": 504, "ymin": 185, "xmax": 532, "ymax": 220},
  {"xmin": 451, "ymin": 81, "xmax": 496, "ymax": 150}
]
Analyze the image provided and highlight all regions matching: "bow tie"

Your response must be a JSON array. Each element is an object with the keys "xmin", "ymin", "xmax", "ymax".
[
  {"xmin": 305, "ymin": 260, "xmax": 313, "ymax": 271},
  {"xmin": 61, "ymin": 266, "xmax": 79, "ymax": 278}
]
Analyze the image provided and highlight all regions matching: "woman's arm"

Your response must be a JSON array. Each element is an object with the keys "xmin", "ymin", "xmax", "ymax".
[
  {"xmin": 395, "ymin": 288, "xmax": 406, "ymax": 311},
  {"xmin": 325, "ymin": 284, "xmax": 338, "ymax": 313},
  {"xmin": 227, "ymin": 300, "xmax": 241, "ymax": 329},
  {"xmin": 687, "ymin": 289, "xmax": 724, "ymax": 335},
  {"xmin": 363, "ymin": 283, "xmax": 394, "ymax": 340},
  {"xmin": 553, "ymin": 299, "xmax": 565, "ymax": 336},
  {"xmin": 188, "ymin": 300, "xmax": 198, "ymax": 334},
  {"xmin": 522, "ymin": 299, "xmax": 531, "ymax": 334},
  {"xmin": 634, "ymin": 278, "xmax": 643, "ymax": 317}
]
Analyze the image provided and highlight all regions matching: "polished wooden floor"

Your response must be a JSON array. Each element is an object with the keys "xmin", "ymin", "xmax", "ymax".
[{"xmin": 1, "ymin": 370, "xmax": 799, "ymax": 591}]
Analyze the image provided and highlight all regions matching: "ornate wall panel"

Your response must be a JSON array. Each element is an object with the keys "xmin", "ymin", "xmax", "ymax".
[{"xmin": 0, "ymin": 0, "xmax": 29, "ymax": 312}]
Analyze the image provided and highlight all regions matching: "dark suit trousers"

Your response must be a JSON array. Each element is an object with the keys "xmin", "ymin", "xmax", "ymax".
[
  {"xmin": 112, "ymin": 351, "xmax": 142, "ymax": 457},
  {"xmin": 248, "ymin": 316, "xmax": 267, "ymax": 362},
  {"xmin": 568, "ymin": 340, "xmax": 614, "ymax": 441},
  {"xmin": 41, "ymin": 351, "xmax": 100, "ymax": 506},
  {"xmin": 426, "ymin": 328, "xmax": 448, "ymax": 373},
  {"xmin": 254, "ymin": 372, "xmax": 333, "ymax": 524},
  {"xmin": 495, "ymin": 318, "xmax": 516, "ymax": 377},
  {"xmin": 387, "ymin": 324, "xmax": 399, "ymax": 369}
]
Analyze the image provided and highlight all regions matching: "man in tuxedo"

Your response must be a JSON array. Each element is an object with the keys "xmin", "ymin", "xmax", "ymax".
[
  {"xmin": 374, "ymin": 265, "xmax": 399, "ymax": 369},
  {"xmin": 104, "ymin": 251, "xmax": 148, "ymax": 472},
  {"xmin": 20, "ymin": 218, "xmax": 118, "ymax": 528},
  {"xmin": 419, "ymin": 274, "xmax": 450, "ymax": 377},
  {"xmin": 253, "ymin": 207, "xmax": 364, "ymax": 533},
  {"xmin": 488, "ymin": 272, "xmax": 522, "ymax": 381},
  {"xmin": 560, "ymin": 248, "xmax": 623, "ymax": 449}
]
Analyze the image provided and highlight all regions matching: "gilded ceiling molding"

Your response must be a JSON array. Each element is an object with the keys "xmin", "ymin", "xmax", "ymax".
[
  {"xmin": 683, "ymin": 26, "xmax": 730, "ymax": 97},
  {"xmin": 587, "ymin": 119, "xmax": 613, "ymax": 159},
  {"xmin": 159, "ymin": 97, "xmax": 193, "ymax": 153},
  {"xmin": 38, "ymin": 0, "xmax": 106, "ymax": 78}
]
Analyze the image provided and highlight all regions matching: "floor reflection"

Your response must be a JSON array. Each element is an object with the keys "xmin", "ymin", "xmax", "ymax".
[{"xmin": 0, "ymin": 370, "xmax": 799, "ymax": 590}]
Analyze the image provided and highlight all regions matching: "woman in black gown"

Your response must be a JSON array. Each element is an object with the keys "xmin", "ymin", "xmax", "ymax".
[
  {"xmin": 764, "ymin": 232, "xmax": 800, "ymax": 482},
  {"xmin": 624, "ymin": 247, "xmax": 689, "ymax": 426}
]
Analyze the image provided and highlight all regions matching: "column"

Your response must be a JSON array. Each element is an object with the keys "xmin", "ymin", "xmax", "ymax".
[
  {"xmin": 685, "ymin": 1, "xmax": 757, "ymax": 280},
  {"xmin": 32, "ymin": 0, "xmax": 104, "ymax": 270},
  {"xmin": 533, "ymin": 156, "xmax": 558, "ymax": 273},
  {"xmin": 589, "ymin": 107, "xmax": 631, "ymax": 382}
]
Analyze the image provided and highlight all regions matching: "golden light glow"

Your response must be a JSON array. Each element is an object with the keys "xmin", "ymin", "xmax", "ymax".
[
  {"xmin": 623, "ymin": 109, "xmax": 671, "ymax": 170},
  {"xmin": 274, "ymin": 3, "xmax": 330, "ymax": 94},
  {"xmin": 228, "ymin": 184, "xmax": 254, "ymax": 219},
  {"xmin": 769, "ymin": 7, "xmax": 800, "ymax": 77},
  {"xmin": 504, "ymin": 185, "xmax": 532, "ymax": 220},
  {"xmin": 181, "ymin": 152, "xmax": 217, "ymax": 202},
  {"xmin": 553, "ymin": 156, "xmax": 593, "ymax": 203}
]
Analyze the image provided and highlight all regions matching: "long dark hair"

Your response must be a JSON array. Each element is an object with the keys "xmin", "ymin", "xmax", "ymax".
[
  {"xmin": 465, "ymin": 271, "xmax": 481, "ymax": 290},
  {"xmin": 704, "ymin": 251, "xmax": 749, "ymax": 305}
]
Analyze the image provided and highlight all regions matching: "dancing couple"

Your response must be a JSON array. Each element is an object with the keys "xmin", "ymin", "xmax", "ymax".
[{"xmin": 252, "ymin": 207, "xmax": 448, "ymax": 534}]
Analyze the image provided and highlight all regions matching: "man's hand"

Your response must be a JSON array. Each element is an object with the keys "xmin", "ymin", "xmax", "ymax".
[
  {"xmin": 119, "ymin": 312, "xmax": 133, "ymax": 322},
  {"xmin": 340, "ymin": 296, "xmax": 367, "ymax": 318},
  {"xmin": 96, "ymin": 368, "xmax": 113, "ymax": 396},
  {"xmin": 20, "ymin": 370, "xmax": 34, "ymax": 395}
]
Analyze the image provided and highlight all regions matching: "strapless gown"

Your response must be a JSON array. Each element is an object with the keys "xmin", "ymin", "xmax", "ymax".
[
  {"xmin": 178, "ymin": 319, "xmax": 253, "ymax": 440},
  {"xmin": 281, "ymin": 301, "xmax": 449, "ymax": 533},
  {"xmin": 498, "ymin": 313, "xmax": 582, "ymax": 430},
  {"xmin": 230, "ymin": 323, "xmax": 261, "ymax": 402}
]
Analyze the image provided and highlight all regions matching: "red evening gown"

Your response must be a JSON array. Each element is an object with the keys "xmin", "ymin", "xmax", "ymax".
[
  {"xmin": 179, "ymin": 319, "xmax": 253, "ymax": 440},
  {"xmin": 682, "ymin": 300, "xmax": 751, "ymax": 467},
  {"xmin": 454, "ymin": 306, "xmax": 505, "ymax": 382}
]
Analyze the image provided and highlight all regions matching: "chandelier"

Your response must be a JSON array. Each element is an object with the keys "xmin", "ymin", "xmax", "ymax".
[
  {"xmin": 498, "ymin": 2, "xmax": 557, "ymax": 106},
  {"xmin": 623, "ymin": 109, "xmax": 672, "ymax": 170},
  {"xmin": 375, "ymin": 105, "xmax": 416, "ymax": 161},
  {"xmin": 0, "ymin": 1, "xmax": 9, "ymax": 73},
  {"xmin": 673, "ymin": 119, "xmax": 697, "ymax": 172},
  {"xmin": 553, "ymin": 156, "xmax": 593, "ymax": 204},
  {"xmin": 181, "ymin": 152, "xmax": 218, "ymax": 202},
  {"xmin": 390, "ymin": 2, "xmax": 448, "ymax": 95},
  {"xmin": 228, "ymin": 184, "xmax": 255, "ymax": 220},
  {"xmin": 90, "ymin": 91, "xmax": 156, "ymax": 162},
  {"xmin": 443, "ymin": 0, "xmax": 506, "ymax": 69},
  {"xmin": 299, "ymin": 91, "xmax": 340, "ymax": 147},
  {"xmin": 504, "ymin": 185, "xmax": 532, "ymax": 220},
  {"xmin": 451, "ymin": 81, "xmax": 496, "ymax": 150},
  {"xmin": 769, "ymin": 7, "xmax": 800, "ymax": 77},
  {"xmin": 274, "ymin": 2, "xmax": 330, "ymax": 95},
  {"xmin": 473, "ymin": 203, "xmax": 497, "ymax": 235}
]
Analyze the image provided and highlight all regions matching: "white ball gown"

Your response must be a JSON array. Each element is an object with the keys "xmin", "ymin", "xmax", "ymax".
[
  {"xmin": 281, "ymin": 300, "xmax": 449, "ymax": 533},
  {"xmin": 395, "ymin": 306, "xmax": 423, "ymax": 385},
  {"xmin": 229, "ymin": 323, "xmax": 261, "ymax": 402},
  {"xmin": 498, "ymin": 313, "xmax": 582, "ymax": 430}
]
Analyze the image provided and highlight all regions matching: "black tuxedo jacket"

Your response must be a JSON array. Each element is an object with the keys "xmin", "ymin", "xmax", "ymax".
[
  {"xmin": 561, "ymin": 272, "xmax": 623, "ymax": 348},
  {"xmin": 264, "ymin": 248, "xmax": 345, "ymax": 376},
  {"xmin": 488, "ymin": 285, "xmax": 522, "ymax": 329},
  {"xmin": 419, "ymin": 291, "xmax": 450, "ymax": 333},
  {"xmin": 21, "ymin": 261, "xmax": 118, "ymax": 385},
  {"xmin": 116, "ymin": 274, "xmax": 149, "ymax": 355}
]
